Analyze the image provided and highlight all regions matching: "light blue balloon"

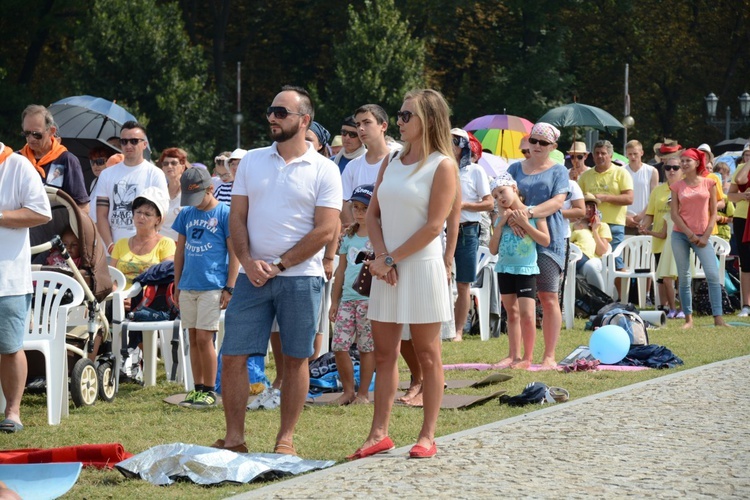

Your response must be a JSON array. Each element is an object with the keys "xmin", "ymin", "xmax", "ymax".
[{"xmin": 589, "ymin": 325, "xmax": 630, "ymax": 364}]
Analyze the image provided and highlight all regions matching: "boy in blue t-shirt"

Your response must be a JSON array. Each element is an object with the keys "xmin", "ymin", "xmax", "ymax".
[{"xmin": 172, "ymin": 168, "xmax": 239, "ymax": 407}]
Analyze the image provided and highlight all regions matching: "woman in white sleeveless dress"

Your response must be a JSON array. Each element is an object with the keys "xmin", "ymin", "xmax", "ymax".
[{"xmin": 347, "ymin": 90, "xmax": 457, "ymax": 461}]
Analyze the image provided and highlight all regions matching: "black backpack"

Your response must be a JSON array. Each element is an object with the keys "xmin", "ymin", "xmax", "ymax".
[{"xmin": 574, "ymin": 276, "xmax": 614, "ymax": 318}]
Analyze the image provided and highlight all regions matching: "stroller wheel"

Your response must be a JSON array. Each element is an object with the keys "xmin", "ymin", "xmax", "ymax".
[
  {"xmin": 71, "ymin": 358, "xmax": 98, "ymax": 407},
  {"xmin": 97, "ymin": 362, "xmax": 116, "ymax": 402}
]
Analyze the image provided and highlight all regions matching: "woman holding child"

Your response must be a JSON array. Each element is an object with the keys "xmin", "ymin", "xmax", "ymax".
[
  {"xmin": 506, "ymin": 123, "xmax": 569, "ymax": 369},
  {"xmin": 348, "ymin": 89, "xmax": 457, "ymax": 460}
]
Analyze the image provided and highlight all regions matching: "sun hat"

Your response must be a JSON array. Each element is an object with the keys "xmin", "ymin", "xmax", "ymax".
[
  {"xmin": 653, "ymin": 139, "xmax": 682, "ymax": 158},
  {"xmin": 229, "ymin": 148, "xmax": 247, "ymax": 160},
  {"xmin": 349, "ymin": 184, "xmax": 374, "ymax": 206},
  {"xmin": 133, "ymin": 186, "xmax": 169, "ymax": 219},
  {"xmin": 331, "ymin": 135, "xmax": 343, "ymax": 148},
  {"xmin": 568, "ymin": 141, "xmax": 589, "ymax": 154},
  {"xmin": 583, "ymin": 192, "xmax": 599, "ymax": 205},
  {"xmin": 180, "ymin": 167, "xmax": 213, "ymax": 206},
  {"xmin": 450, "ymin": 128, "xmax": 470, "ymax": 141}
]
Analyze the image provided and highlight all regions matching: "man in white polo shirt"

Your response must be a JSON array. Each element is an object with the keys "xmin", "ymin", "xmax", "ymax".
[{"xmin": 216, "ymin": 86, "xmax": 342, "ymax": 456}]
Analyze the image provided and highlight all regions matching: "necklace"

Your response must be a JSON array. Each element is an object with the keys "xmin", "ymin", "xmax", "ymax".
[{"xmin": 130, "ymin": 234, "xmax": 158, "ymax": 255}]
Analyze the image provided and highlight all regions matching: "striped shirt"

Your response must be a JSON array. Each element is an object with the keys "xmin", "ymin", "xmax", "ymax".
[{"xmin": 215, "ymin": 181, "xmax": 233, "ymax": 205}]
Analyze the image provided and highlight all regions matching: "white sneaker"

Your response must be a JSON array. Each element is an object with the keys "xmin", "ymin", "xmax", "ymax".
[
  {"xmin": 738, "ymin": 306, "xmax": 750, "ymax": 318},
  {"xmin": 247, "ymin": 387, "xmax": 280, "ymax": 410}
]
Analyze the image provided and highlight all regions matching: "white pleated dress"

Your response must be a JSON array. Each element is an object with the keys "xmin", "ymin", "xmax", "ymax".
[{"xmin": 368, "ymin": 151, "xmax": 453, "ymax": 324}]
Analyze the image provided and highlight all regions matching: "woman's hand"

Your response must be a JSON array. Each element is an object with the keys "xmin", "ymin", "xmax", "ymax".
[
  {"xmin": 329, "ymin": 303, "xmax": 338, "ymax": 323},
  {"xmin": 443, "ymin": 256, "xmax": 453, "ymax": 281},
  {"xmin": 697, "ymin": 233, "xmax": 709, "ymax": 247}
]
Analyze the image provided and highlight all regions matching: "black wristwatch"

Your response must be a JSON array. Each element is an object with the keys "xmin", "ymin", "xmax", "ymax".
[
  {"xmin": 222, "ymin": 286, "xmax": 234, "ymax": 295},
  {"xmin": 273, "ymin": 257, "xmax": 287, "ymax": 272}
]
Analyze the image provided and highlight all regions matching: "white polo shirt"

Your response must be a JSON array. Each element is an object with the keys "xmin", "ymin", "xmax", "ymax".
[
  {"xmin": 341, "ymin": 153, "xmax": 384, "ymax": 200},
  {"xmin": 563, "ymin": 179, "xmax": 584, "ymax": 238},
  {"xmin": 459, "ymin": 163, "xmax": 491, "ymax": 223},
  {"xmin": 0, "ymin": 145, "xmax": 52, "ymax": 296},
  {"xmin": 233, "ymin": 143, "xmax": 342, "ymax": 277}
]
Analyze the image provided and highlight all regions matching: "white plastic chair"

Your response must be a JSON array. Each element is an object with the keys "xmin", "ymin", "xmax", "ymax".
[
  {"xmin": 563, "ymin": 244, "xmax": 583, "ymax": 330},
  {"xmin": 607, "ymin": 235, "xmax": 659, "ymax": 308},
  {"xmin": 692, "ymin": 236, "xmax": 731, "ymax": 282},
  {"xmin": 469, "ymin": 245, "xmax": 498, "ymax": 341},
  {"xmin": 111, "ymin": 282, "xmax": 191, "ymax": 390},
  {"xmin": 0, "ymin": 272, "xmax": 84, "ymax": 425}
]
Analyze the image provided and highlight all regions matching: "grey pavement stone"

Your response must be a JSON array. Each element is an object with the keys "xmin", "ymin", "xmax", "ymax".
[{"xmin": 232, "ymin": 356, "xmax": 750, "ymax": 499}]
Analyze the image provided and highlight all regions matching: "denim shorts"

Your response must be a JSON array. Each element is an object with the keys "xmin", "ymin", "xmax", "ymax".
[
  {"xmin": 222, "ymin": 274, "xmax": 323, "ymax": 359},
  {"xmin": 0, "ymin": 294, "xmax": 31, "ymax": 354},
  {"xmin": 454, "ymin": 223, "xmax": 480, "ymax": 283},
  {"xmin": 609, "ymin": 224, "xmax": 625, "ymax": 270}
]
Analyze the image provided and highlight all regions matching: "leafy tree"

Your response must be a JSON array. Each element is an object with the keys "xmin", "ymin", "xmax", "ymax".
[
  {"xmin": 70, "ymin": 0, "xmax": 222, "ymax": 161},
  {"xmin": 324, "ymin": 0, "xmax": 425, "ymax": 132}
]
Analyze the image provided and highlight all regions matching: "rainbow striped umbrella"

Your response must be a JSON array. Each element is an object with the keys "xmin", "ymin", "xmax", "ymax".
[{"xmin": 464, "ymin": 114, "xmax": 534, "ymax": 159}]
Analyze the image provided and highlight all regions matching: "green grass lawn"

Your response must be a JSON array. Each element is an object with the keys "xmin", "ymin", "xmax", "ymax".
[{"xmin": 2, "ymin": 315, "xmax": 749, "ymax": 499}]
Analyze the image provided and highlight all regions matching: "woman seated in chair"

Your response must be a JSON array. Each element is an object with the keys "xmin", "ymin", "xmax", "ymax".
[
  {"xmin": 110, "ymin": 187, "xmax": 175, "ymax": 289},
  {"xmin": 570, "ymin": 193, "xmax": 611, "ymax": 292}
]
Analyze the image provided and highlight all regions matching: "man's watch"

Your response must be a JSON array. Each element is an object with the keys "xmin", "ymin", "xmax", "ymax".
[
  {"xmin": 273, "ymin": 257, "xmax": 286, "ymax": 272},
  {"xmin": 222, "ymin": 286, "xmax": 234, "ymax": 295},
  {"xmin": 384, "ymin": 255, "xmax": 395, "ymax": 267}
]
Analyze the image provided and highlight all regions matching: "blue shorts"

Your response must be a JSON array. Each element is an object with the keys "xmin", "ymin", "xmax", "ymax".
[
  {"xmin": 0, "ymin": 294, "xmax": 31, "ymax": 354},
  {"xmin": 609, "ymin": 224, "xmax": 625, "ymax": 270},
  {"xmin": 455, "ymin": 223, "xmax": 480, "ymax": 283},
  {"xmin": 222, "ymin": 275, "xmax": 323, "ymax": 359}
]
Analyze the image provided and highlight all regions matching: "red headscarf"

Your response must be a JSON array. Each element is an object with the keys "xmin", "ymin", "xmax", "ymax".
[
  {"xmin": 681, "ymin": 148, "xmax": 708, "ymax": 177},
  {"xmin": 467, "ymin": 132, "xmax": 483, "ymax": 160}
]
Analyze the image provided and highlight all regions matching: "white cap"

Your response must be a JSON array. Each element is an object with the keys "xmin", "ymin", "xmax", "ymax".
[
  {"xmin": 450, "ymin": 128, "xmax": 469, "ymax": 141},
  {"xmin": 229, "ymin": 148, "xmax": 247, "ymax": 160},
  {"xmin": 698, "ymin": 143, "xmax": 712, "ymax": 153}
]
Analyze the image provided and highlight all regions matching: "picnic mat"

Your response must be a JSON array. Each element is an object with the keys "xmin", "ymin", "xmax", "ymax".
[
  {"xmin": 0, "ymin": 443, "xmax": 132, "ymax": 469},
  {"xmin": 0, "ymin": 462, "xmax": 82, "ymax": 499},
  {"xmin": 443, "ymin": 362, "xmax": 648, "ymax": 371}
]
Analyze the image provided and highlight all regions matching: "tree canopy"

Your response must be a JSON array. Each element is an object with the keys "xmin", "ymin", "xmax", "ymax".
[{"xmin": 1, "ymin": 0, "xmax": 749, "ymax": 161}]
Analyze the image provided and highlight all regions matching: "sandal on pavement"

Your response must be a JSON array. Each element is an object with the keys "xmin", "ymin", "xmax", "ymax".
[
  {"xmin": 346, "ymin": 436, "xmax": 395, "ymax": 461},
  {"xmin": 210, "ymin": 439, "xmax": 248, "ymax": 453},
  {"xmin": 409, "ymin": 442, "xmax": 437, "ymax": 459},
  {"xmin": 274, "ymin": 440, "xmax": 297, "ymax": 456}
]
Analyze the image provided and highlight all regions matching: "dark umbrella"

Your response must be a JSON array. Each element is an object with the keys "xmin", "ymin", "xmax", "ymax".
[
  {"xmin": 48, "ymin": 95, "xmax": 138, "ymax": 158},
  {"xmin": 537, "ymin": 103, "xmax": 624, "ymax": 135},
  {"xmin": 713, "ymin": 137, "xmax": 749, "ymax": 156}
]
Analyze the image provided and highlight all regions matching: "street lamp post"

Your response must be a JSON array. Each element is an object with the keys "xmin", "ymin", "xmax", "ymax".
[{"xmin": 704, "ymin": 92, "xmax": 750, "ymax": 140}]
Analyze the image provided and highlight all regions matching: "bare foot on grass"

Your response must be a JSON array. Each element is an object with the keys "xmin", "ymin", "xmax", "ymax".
[
  {"xmin": 329, "ymin": 393, "xmax": 356, "ymax": 406},
  {"xmin": 682, "ymin": 321, "xmax": 693, "ymax": 329},
  {"xmin": 714, "ymin": 317, "xmax": 731, "ymax": 327},
  {"xmin": 511, "ymin": 359, "xmax": 531, "ymax": 370},
  {"xmin": 539, "ymin": 358, "xmax": 559, "ymax": 371},
  {"xmin": 494, "ymin": 357, "xmax": 515, "ymax": 369},
  {"xmin": 404, "ymin": 391, "xmax": 423, "ymax": 407},
  {"xmin": 397, "ymin": 382, "xmax": 422, "ymax": 403},
  {"xmin": 351, "ymin": 395, "xmax": 370, "ymax": 405}
]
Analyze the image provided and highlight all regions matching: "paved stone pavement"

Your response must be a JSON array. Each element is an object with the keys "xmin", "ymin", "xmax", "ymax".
[{"xmin": 235, "ymin": 356, "xmax": 750, "ymax": 499}]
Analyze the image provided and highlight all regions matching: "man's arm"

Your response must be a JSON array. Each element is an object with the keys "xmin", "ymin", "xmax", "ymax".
[
  {"xmin": 597, "ymin": 189, "xmax": 634, "ymax": 206},
  {"xmin": 229, "ymin": 194, "xmax": 272, "ymax": 286},
  {"xmin": 462, "ymin": 194, "xmax": 494, "ymax": 212},
  {"xmin": 95, "ymin": 197, "xmax": 114, "ymax": 251},
  {"xmin": 272, "ymin": 206, "xmax": 340, "ymax": 273},
  {"xmin": 0, "ymin": 208, "xmax": 50, "ymax": 229}
]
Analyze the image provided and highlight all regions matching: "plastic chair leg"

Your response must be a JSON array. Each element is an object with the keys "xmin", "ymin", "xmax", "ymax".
[{"xmin": 142, "ymin": 330, "xmax": 158, "ymax": 387}]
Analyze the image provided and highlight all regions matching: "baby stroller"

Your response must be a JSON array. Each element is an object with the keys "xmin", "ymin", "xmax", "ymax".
[{"xmin": 29, "ymin": 186, "xmax": 115, "ymax": 407}]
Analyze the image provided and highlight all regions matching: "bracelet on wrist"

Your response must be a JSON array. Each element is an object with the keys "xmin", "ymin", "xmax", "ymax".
[
  {"xmin": 323, "ymin": 256, "xmax": 334, "ymax": 261},
  {"xmin": 222, "ymin": 286, "xmax": 234, "ymax": 295}
]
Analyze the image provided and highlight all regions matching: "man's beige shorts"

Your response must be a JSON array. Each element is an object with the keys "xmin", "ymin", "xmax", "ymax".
[{"xmin": 179, "ymin": 289, "xmax": 222, "ymax": 331}]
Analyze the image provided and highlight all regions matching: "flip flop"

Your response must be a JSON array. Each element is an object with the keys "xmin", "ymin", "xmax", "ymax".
[{"xmin": 0, "ymin": 418, "xmax": 23, "ymax": 433}]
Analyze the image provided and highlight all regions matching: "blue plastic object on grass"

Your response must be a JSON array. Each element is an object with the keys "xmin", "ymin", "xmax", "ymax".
[
  {"xmin": 589, "ymin": 325, "xmax": 630, "ymax": 364},
  {"xmin": 0, "ymin": 462, "xmax": 82, "ymax": 500}
]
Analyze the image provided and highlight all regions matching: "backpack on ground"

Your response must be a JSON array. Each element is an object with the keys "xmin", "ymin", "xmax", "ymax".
[
  {"xmin": 128, "ymin": 282, "xmax": 179, "ymax": 322},
  {"xmin": 592, "ymin": 304, "xmax": 648, "ymax": 346},
  {"xmin": 574, "ymin": 276, "xmax": 614, "ymax": 318},
  {"xmin": 694, "ymin": 279, "xmax": 736, "ymax": 316}
]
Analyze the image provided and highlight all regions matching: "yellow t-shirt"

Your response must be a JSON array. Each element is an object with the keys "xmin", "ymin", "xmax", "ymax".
[
  {"xmin": 577, "ymin": 165, "xmax": 633, "ymax": 226},
  {"xmin": 112, "ymin": 236, "xmax": 176, "ymax": 285},
  {"xmin": 570, "ymin": 222, "xmax": 612, "ymax": 259},
  {"xmin": 708, "ymin": 173, "xmax": 724, "ymax": 235},
  {"xmin": 645, "ymin": 183, "xmax": 671, "ymax": 253},
  {"xmin": 732, "ymin": 163, "xmax": 749, "ymax": 219}
]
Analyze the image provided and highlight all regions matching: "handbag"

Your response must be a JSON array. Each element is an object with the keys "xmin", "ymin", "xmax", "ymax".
[{"xmin": 352, "ymin": 251, "xmax": 375, "ymax": 297}]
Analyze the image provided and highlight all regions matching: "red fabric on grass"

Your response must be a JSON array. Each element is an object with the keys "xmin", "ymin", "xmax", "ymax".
[{"xmin": 0, "ymin": 443, "xmax": 133, "ymax": 469}]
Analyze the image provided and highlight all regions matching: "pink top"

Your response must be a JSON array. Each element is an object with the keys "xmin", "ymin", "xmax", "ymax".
[{"xmin": 670, "ymin": 177, "xmax": 716, "ymax": 235}]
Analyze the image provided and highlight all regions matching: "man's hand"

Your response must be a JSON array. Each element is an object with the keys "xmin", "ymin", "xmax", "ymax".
[
  {"xmin": 244, "ymin": 257, "xmax": 274, "ymax": 287},
  {"xmin": 323, "ymin": 258, "xmax": 334, "ymax": 280},
  {"xmin": 220, "ymin": 290, "xmax": 232, "ymax": 309}
]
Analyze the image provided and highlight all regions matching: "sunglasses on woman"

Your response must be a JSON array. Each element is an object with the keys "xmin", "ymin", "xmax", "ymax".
[
  {"xmin": 452, "ymin": 137, "xmax": 462, "ymax": 147},
  {"xmin": 528, "ymin": 138, "xmax": 552, "ymax": 147},
  {"xmin": 664, "ymin": 165, "xmax": 681, "ymax": 171},
  {"xmin": 90, "ymin": 158, "xmax": 107, "ymax": 167},
  {"xmin": 396, "ymin": 110, "xmax": 414, "ymax": 123},
  {"xmin": 266, "ymin": 106, "xmax": 304, "ymax": 119}
]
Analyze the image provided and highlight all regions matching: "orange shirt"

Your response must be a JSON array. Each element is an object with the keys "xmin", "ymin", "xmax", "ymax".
[{"xmin": 670, "ymin": 177, "xmax": 716, "ymax": 236}]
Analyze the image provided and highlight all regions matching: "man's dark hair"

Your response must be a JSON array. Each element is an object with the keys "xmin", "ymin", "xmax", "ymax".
[
  {"xmin": 354, "ymin": 104, "xmax": 388, "ymax": 125},
  {"xmin": 281, "ymin": 85, "xmax": 314, "ymax": 123},
  {"xmin": 121, "ymin": 120, "xmax": 148, "ymax": 136}
]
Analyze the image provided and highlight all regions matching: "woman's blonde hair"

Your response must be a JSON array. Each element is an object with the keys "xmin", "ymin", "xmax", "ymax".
[{"xmin": 400, "ymin": 89, "xmax": 455, "ymax": 172}]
